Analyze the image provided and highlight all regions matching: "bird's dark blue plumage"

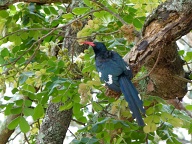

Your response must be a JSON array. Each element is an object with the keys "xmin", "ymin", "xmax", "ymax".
[{"xmin": 83, "ymin": 41, "xmax": 145, "ymax": 126}]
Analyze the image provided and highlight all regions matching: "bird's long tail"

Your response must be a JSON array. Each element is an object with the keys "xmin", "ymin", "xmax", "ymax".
[{"xmin": 119, "ymin": 75, "xmax": 145, "ymax": 126}]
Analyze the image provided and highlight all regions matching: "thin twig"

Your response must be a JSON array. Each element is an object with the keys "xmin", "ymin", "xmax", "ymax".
[
  {"xmin": 71, "ymin": 118, "xmax": 85, "ymax": 126},
  {"xmin": 24, "ymin": 133, "xmax": 30, "ymax": 144},
  {"xmin": 180, "ymin": 38, "xmax": 192, "ymax": 48},
  {"xmin": 145, "ymin": 134, "xmax": 148, "ymax": 144},
  {"xmin": 0, "ymin": 28, "xmax": 52, "ymax": 41},
  {"xmin": 67, "ymin": 128, "xmax": 78, "ymax": 139},
  {"xmin": 8, "ymin": 131, "xmax": 22, "ymax": 142}
]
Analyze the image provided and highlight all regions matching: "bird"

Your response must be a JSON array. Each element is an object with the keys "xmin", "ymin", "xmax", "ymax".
[{"xmin": 82, "ymin": 41, "xmax": 145, "ymax": 126}]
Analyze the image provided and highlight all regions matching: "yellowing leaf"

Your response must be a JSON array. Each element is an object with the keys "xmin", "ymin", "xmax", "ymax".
[{"xmin": 143, "ymin": 123, "xmax": 157, "ymax": 133}]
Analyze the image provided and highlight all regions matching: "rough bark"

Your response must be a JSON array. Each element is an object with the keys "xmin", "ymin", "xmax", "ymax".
[
  {"xmin": 0, "ymin": 114, "xmax": 19, "ymax": 144},
  {"xmin": 124, "ymin": 0, "xmax": 192, "ymax": 100},
  {"xmin": 36, "ymin": 103, "xmax": 72, "ymax": 144}
]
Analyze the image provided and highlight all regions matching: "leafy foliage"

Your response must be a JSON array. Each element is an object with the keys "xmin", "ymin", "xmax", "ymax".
[{"xmin": 0, "ymin": 0, "xmax": 191, "ymax": 143}]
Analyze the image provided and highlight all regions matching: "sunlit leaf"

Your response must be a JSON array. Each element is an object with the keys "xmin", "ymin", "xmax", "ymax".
[
  {"xmin": 62, "ymin": 13, "xmax": 74, "ymax": 20},
  {"xmin": 0, "ymin": 10, "xmax": 9, "ymax": 18},
  {"xmin": 92, "ymin": 101, "xmax": 103, "ymax": 112},
  {"xmin": 72, "ymin": 7, "xmax": 90, "ymax": 15},
  {"xmin": 8, "ymin": 116, "xmax": 21, "ymax": 130},
  {"xmin": 11, "ymin": 107, "xmax": 22, "ymax": 114},
  {"xmin": 15, "ymin": 99, "xmax": 24, "ymax": 106},
  {"xmin": 32, "ymin": 104, "xmax": 44, "ymax": 121},
  {"xmin": 133, "ymin": 18, "xmax": 143, "ymax": 28},
  {"xmin": 143, "ymin": 123, "xmax": 157, "ymax": 133},
  {"xmin": 23, "ymin": 107, "xmax": 34, "ymax": 116},
  {"xmin": 1, "ymin": 48, "xmax": 9, "ymax": 57},
  {"xmin": 19, "ymin": 116, "xmax": 30, "ymax": 133},
  {"xmin": 59, "ymin": 102, "xmax": 73, "ymax": 111},
  {"xmin": 186, "ymin": 105, "xmax": 192, "ymax": 111}
]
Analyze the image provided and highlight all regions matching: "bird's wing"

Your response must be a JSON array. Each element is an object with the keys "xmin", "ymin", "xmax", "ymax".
[
  {"xmin": 111, "ymin": 51, "xmax": 133, "ymax": 79},
  {"xmin": 95, "ymin": 51, "xmax": 129, "ymax": 92}
]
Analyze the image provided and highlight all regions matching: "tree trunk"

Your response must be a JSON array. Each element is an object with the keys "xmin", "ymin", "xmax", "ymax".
[{"xmin": 36, "ymin": 103, "xmax": 72, "ymax": 144}]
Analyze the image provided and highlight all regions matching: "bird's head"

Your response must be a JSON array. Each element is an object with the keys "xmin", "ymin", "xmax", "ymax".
[{"xmin": 82, "ymin": 41, "xmax": 107, "ymax": 54}]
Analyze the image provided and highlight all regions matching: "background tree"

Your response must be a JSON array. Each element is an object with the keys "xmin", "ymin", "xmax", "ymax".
[{"xmin": 0, "ymin": 0, "xmax": 192, "ymax": 144}]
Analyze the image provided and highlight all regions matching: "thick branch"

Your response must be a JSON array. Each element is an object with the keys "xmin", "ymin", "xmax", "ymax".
[
  {"xmin": 125, "ymin": 0, "xmax": 192, "ymax": 72},
  {"xmin": 124, "ymin": 0, "xmax": 192, "ymax": 100}
]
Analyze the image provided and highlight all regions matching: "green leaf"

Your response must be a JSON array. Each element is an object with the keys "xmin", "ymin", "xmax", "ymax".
[
  {"xmin": 83, "ymin": 0, "xmax": 92, "ymax": 7},
  {"xmin": 49, "ymin": 7, "xmax": 58, "ymax": 15},
  {"xmin": 92, "ymin": 101, "xmax": 103, "ymax": 112},
  {"xmin": 23, "ymin": 107, "xmax": 34, "ymax": 116},
  {"xmin": 20, "ymin": 32, "xmax": 28, "ymax": 40},
  {"xmin": 52, "ymin": 95, "xmax": 62, "ymax": 103},
  {"xmin": 11, "ymin": 107, "xmax": 22, "ymax": 114},
  {"xmin": 0, "ymin": 10, "xmax": 9, "ymax": 18},
  {"xmin": 4, "ymin": 96, "xmax": 12, "ymax": 100},
  {"xmin": 4, "ymin": 103, "xmax": 14, "ymax": 115},
  {"xmin": 8, "ymin": 116, "xmax": 21, "ymax": 130},
  {"xmin": 81, "ymin": 137, "xmax": 99, "ymax": 143},
  {"xmin": 188, "ymin": 123, "xmax": 192, "ymax": 134},
  {"xmin": 178, "ymin": 50, "xmax": 184, "ymax": 56},
  {"xmin": 24, "ymin": 100, "xmax": 32, "ymax": 107},
  {"xmin": 144, "ymin": 116, "xmax": 153, "ymax": 124},
  {"xmin": 133, "ymin": 18, "xmax": 143, "ymax": 28},
  {"xmin": 72, "ymin": 7, "xmax": 90, "ymax": 15},
  {"xmin": 19, "ymin": 74, "xmax": 28, "ymax": 85},
  {"xmin": 12, "ymin": 88, "xmax": 19, "ymax": 94},
  {"xmin": 9, "ymin": 34, "xmax": 17, "ymax": 43},
  {"xmin": 146, "ymin": 107, "xmax": 155, "ymax": 115},
  {"xmin": 169, "ymin": 117, "xmax": 183, "ymax": 127},
  {"xmin": 186, "ymin": 105, "xmax": 192, "ymax": 111},
  {"xmin": 143, "ymin": 123, "xmax": 157, "ymax": 133},
  {"xmin": 78, "ymin": 116, "xmax": 87, "ymax": 123},
  {"xmin": 1, "ymin": 48, "xmax": 9, "ymax": 57},
  {"xmin": 22, "ymin": 84, "xmax": 36, "ymax": 93},
  {"xmin": 62, "ymin": 13, "xmax": 74, "ymax": 20},
  {"xmin": 9, "ymin": 5, "xmax": 16, "ymax": 11},
  {"xmin": 14, "ymin": 37, "xmax": 21, "ymax": 46},
  {"xmin": 15, "ymin": 99, "xmax": 24, "ymax": 106},
  {"xmin": 32, "ymin": 104, "xmax": 44, "ymax": 121},
  {"xmin": 186, "ymin": 51, "xmax": 192, "ymax": 57},
  {"xmin": 59, "ymin": 102, "xmax": 73, "ymax": 111},
  {"xmin": 19, "ymin": 116, "xmax": 30, "ymax": 133},
  {"xmin": 0, "ymin": 56, "xmax": 4, "ymax": 64},
  {"xmin": 44, "ymin": 7, "xmax": 50, "ymax": 15},
  {"xmin": 73, "ymin": 103, "xmax": 81, "ymax": 114}
]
